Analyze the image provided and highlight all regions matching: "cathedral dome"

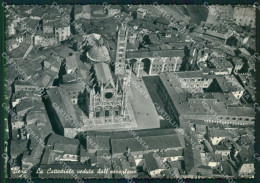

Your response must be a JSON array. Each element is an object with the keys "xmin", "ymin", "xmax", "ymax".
[{"xmin": 86, "ymin": 45, "xmax": 110, "ymax": 62}]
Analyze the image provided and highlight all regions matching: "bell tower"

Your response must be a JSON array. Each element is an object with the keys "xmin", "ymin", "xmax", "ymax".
[{"xmin": 115, "ymin": 26, "xmax": 128, "ymax": 75}]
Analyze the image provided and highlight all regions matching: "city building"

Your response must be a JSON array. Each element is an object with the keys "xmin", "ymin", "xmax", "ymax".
[
  {"xmin": 74, "ymin": 5, "xmax": 91, "ymax": 20},
  {"xmin": 237, "ymin": 147, "xmax": 254, "ymax": 178},
  {"xmin": 54, "ymin": 20, "xmax": 71, "ymax": 42},
  {"xmin": 157, "ymin": 72, "xmax": 255, "ymax": 126},
  {"xmin": 45, "ymin": 87, "xmax": 82, "ymax": 138},
  {"xmin": 233, "ymin": 6, "xmax": 255, "ymax": 28}
]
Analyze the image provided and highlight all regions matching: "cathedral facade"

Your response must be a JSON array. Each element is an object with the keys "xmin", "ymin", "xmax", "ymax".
[{"xmin": 87, "ymin": 63, "xmax": 128, "ymax": 120}]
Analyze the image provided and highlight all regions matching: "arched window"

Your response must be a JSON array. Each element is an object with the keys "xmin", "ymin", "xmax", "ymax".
[
  {"xmin": 105, "ymin": 110, "xmax": 109, "ymax": 117},
  {"xmin": 96, "ymin": 112, "xmax": 100, "ymax": 118}
]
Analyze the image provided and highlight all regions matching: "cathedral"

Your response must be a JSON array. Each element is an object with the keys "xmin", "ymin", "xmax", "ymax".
[
  {"xmin": 87, "ymin": 63, "xmax": 128, "ymax": 120},
  {"xmin": 84, "ymin": 28, "xmax": 136, "ymax": 127}
]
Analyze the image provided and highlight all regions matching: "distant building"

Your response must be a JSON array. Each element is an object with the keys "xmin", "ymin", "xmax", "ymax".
[
  {"xmin": 42, "ymin": 21, "xmax": 54, "ymax": 34},
  {"xmin": 157, "ymin": 72, "xmax": 255, "ymax": 126},
  {"xmin": 18, "ymin": 5, "xmax": 34, "ymax": 15},
  {"xmin": 74, "ymin": 5, "xmax": 91, "ymax": 20},
  {"xmin": 214, "ymin": 145, "xmax": 231, "ymax": 157},
  {"xmin": 208, "ymin": 128, "xmax": 231, "ymax": 145},
  {"xmin": 34, "ymin": 30, "xmax": 58, "ymax": 47},
  {"xmin": 237, "ymin": 147, "xmax": 254, "ymax": 178},
  {"xmin": 207, "ymin": 5, "xmax": 234, "ymax": 23},
  {"xmin": 60, "ymin": 82, "xmax": 86, "ymax": 105},
  {"xmin": 91, "ymin": 5, "xmax": 106, "ymax": 15},
  {"xmin": 110, "ymin": 128, "xmax": 183, "ymax": 157},
  {"xmin": 43, "ymin": 56, "xmax": 63, "ymax": 73},
  {"xmin": 29, "ymin": 7, "xmax": 45, "ymax": 20},
  {"xmin": 205, "ymin": 57, "xmax": 233, "ymax": 75},
  {"xmin": 231, "ymin": 57, "xmax": 244, "ymax": 73},
  {"xmin": 143, "ymin": 152, "xmax": 165, "ymax": 178},
  {"xmin": 106, "ymin": 5, "xmax": 121, "ymax": 16},
  {"xmin": 6, "ymin": 20, "xmax": 17, "ymax": 36},
  {"xmin": 11, "ymin": 117, "xmax": 24, "ymax": 130},
  {"xmin": 136, "ymin": 8, "xmax": 147, "ymax": 19},
  {"xmin": 206, "ymin": 153, "xmax": 221, "ymax": 168},
  {"xmin": 45, "ymin": 87, "xmax": 82, "ymax": 138},
  {"xmin": 214, "ymin": 75, "xmax": 245, "ymax": 99},
  {"xmin": 21, "ymin": 143, "xmax": 44, "ymax": 173},
  {"xmin": 233, "ymin": 6, "xmax": 255, "ymax": 28},
  {"xmin": 6, "ymin": 38, "xmax": 20, "ymax": 52},
  {"xmin": 53, "ymin": 143, "xmax": 79, "ymax": 162},
  {"xmin": 54, "ymin": 20, "xmax": 71, "ymax": 42}
]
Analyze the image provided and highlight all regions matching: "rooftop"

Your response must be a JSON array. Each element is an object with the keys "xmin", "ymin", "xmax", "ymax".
[
  {"xmin": 10, "ymin": 139, "xmax": 28, "ymax": 158},
  {"xmin": 143, "ymin": 153, "xmax": 159, "ymax": 171},
  {"xmin": 87, "ymin": 45, "xmax": 110, "ymax": 62},
  {"xmin": 94, "ymin": 63, "xmax": 113, "ymax": 84},
  {"xmin": 126, "ymin": 49, "xmax": 185, "ymax": 59},
  {"xmin": 209, "ymin": 128, "xmax": 231, "ymax": 138},
  {"xmin": 47, "ymin": 134, "xmax": 80, "ymax": 146},
  {"xmin": 7, "ymin": 43, "xmax": 30, "ymax": 58},
  {"xmin": 74, "ymin": 5, "xmax": 91, "ymax": 15},
  {"xmin": 158, "ymin": 72, "xmax": 254, "ymax": 119},
  {"xmin": 111, "ymin": 133, "xmax": 182, "ymax": 154},
  {"xmin": 53, "ymin": 143, "xmax": 78, "ymax": 155},
  {"xmin": 216, "ymin": 75, "xmax": 244, "ymax": 92},
  {"xmin": 46, "ymin": 87, "xmax": 82, "ymax": 128}
]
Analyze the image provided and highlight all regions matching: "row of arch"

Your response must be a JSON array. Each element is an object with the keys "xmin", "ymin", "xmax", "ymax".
[
  {"xmin": 94, "ymin": 106, "xmax": 122, "ymax": 118},
  {"xmin": 128, "ymin": 58, "xmax": 152, "ymax": 75},
  {"xmin": 126, "ymin": 57, "xmax": 181, "ymax": 76}
]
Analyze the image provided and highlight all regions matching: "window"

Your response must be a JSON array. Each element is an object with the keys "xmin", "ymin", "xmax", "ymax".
[
  {"xmin": 119, "ymin": 54, "xmax": 123, "ymax": 58},
  {"xmin": 115, "ymin": 111, "xmax": 119, "ymax": 116},
  {"xmin": 105, "ymin": 92, "xmax": 113, "ymax": 99},
  {"xmin": 105, "ymin": 110, "xmax": 110, "ymax": 117},
  {"xmin": 96, "ymin": 112, "xmax": 100, "ymax": 118}
]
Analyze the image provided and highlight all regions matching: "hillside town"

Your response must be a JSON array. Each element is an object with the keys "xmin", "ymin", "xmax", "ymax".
[{"xmin": 4, "ymin": 4, "xmax": 256, "ymax": 179}]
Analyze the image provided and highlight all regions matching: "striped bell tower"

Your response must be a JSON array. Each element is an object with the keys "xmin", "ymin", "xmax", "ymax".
[{"xmin": 115, "ymin": 26, "xmax": 128, "ymax": 75}]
